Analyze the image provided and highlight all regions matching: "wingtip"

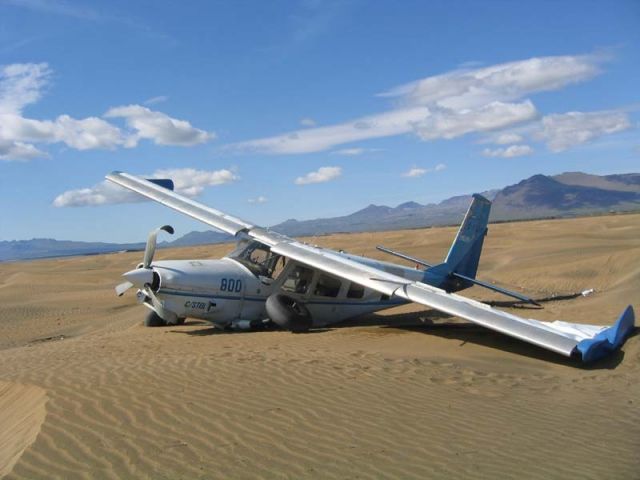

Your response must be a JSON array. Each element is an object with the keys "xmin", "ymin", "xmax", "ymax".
[{"xmin": 576, "ymin": 305, "xmax": 635, "ymax": 363}]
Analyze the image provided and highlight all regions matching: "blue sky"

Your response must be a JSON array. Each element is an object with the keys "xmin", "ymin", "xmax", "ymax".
[{"xmin": 0, "ymin": 0, "xmax": 638, "ymax": 243}]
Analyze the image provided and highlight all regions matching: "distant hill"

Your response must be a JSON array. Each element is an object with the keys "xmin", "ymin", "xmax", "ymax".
[
  {"xmin": 2, "ymin": 172, "xmax": 639, "ymax": 262},
  {"xmin": 0, "ymin": 239, "xmax": 146, "ymax": 262},
  {"xmin": 164, "ymin": 230, "xmax": 232, "ymax": 247}
]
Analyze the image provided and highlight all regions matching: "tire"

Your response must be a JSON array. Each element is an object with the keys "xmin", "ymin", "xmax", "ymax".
[
  {"xmin": 144, "ymin": 311, "xmax": 167, "ymax": 327},
  {"xmin": 265, "ymin": 294, "xmax": 312, "ymax": 332}
]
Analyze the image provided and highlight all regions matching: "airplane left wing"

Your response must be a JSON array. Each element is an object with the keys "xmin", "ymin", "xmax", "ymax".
[
  {"xmin": 106, "ymin": 171, "xmax": 635, "ymax": 363},
  {"xmin": 106, "ymin": 171, "xmax": 254, "ymax": 236}
]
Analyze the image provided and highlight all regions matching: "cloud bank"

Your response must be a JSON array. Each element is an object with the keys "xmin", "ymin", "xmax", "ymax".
[
  {"xmin": 0, "ymin": 63, "xmax": 215, "ymax": 161},
  {"xmin": 231, "ymin": 53, "xmax": 618, "ymax": 154},
  {"xmin": 53, "ymin": 168, "xmax": 238, "ymax": 207}
]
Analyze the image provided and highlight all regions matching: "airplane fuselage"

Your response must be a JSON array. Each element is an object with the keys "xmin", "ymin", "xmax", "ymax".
[{"xmin": 142, "ymin": 250, "xmax": 450, "ymax": 329}]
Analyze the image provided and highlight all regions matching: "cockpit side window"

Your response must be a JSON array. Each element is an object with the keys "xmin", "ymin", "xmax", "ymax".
[
  {"xmin": 314, "ymin": 274, "xmax": 341, "ymax": 297},
  {"xmin": 281, "ymin": 266, "xmax": 314, "ymax": 295},
  {"xmin": 228, "ymin": 240, "xmax": 283, "ymax": 278}
]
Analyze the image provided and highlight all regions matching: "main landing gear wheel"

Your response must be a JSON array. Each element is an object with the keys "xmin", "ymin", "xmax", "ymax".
[
  {"xmin": 144, "ymin": 311, "xmax": 167, "ymax": 327},
  {"xmin": 265, "ymin": 293, "xmax": 313, "ymax": 333}
]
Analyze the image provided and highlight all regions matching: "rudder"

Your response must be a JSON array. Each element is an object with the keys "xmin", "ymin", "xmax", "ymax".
[{"xmin": 444, "ymin": 194, "xmax": 491, "ymax": 279}]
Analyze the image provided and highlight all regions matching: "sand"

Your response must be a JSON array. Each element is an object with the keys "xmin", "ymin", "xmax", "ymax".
[{"xmin": 0, "ymin": 213, "xmax": 638, "ymax": 479}]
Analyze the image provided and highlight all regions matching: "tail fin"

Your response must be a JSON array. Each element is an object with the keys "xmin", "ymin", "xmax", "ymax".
[{"xmin": 444, "ymin": 194, "xmax": 491, "ymax": 279}]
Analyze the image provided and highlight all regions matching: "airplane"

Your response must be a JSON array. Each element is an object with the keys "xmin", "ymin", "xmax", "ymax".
[{"xmin": 106, "ymin": 171, "xmax": 635, "ymax": 363}]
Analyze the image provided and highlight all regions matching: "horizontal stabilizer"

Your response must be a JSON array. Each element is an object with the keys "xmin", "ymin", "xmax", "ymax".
[
  {"xmin": 376, "ymin": 244, "xmax": 538, "ymax": 305},
  {"xmin": 453, "ymin": 272, "xmax": 540, "ymax": 306},
  {"xmin": 376, "ymin": 245, "xmax": 433, "ymax": 268}
]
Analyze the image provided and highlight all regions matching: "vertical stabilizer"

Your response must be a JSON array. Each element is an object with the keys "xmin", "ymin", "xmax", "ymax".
[{"xmin": 444, "ymin": 194, "xmax": 491, "ymax": 279}]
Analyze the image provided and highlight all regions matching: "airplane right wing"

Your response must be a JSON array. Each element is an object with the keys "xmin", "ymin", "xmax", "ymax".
[{"xmin": 266, "ymin": 236, "xmax": 635, "ymax": 361}]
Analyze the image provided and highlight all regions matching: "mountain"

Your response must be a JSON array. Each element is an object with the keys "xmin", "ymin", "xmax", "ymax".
[
  {"xmin": 2, "ymin": 172, "xmax": 639, "ymax": 262},
  {"xmin": 164, "ymin": 230, "xmax": 232, "ymax": 247},
  {"xmin": 491, "ymin": 173, "xmax": 640, "ymax": 220},
  {"xmin": 270, "ymin": 189, "xmax": 499, "ymax": 236},
  {"xmin": 0, "ymin": 239, "xmax": 146, "ymax": 262}
]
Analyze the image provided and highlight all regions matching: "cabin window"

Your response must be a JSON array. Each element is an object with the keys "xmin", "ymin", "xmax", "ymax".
[
  {"xmin": 281, "ymin": 266, "xmax": 314, "ymax": 294},
  {"xmin": 380, "ymin": 294, "xmax": 390, "ymax": 301},
  {"xmin": 347, "ymin": 282, "xmax": 365, "ymax": 299},
  {"xmin": 314, "ymin": 274, "xmax": 342, "ymax": 298}
]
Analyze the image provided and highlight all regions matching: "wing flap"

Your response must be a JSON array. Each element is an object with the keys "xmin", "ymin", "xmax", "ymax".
[{"xmin": 106, "ymin": 171, "xmax": 253, "ymax": 236}]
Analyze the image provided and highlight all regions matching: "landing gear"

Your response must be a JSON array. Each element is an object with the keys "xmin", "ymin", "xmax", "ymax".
[
  {"xmin": 144, "ymin": 311, "xmax": 187, "ymax": 327},
  {"xmin": 265, "ymin": 294, "xmax": 313, "ymax": 333},
  {"xmin": 144, "ymin": 311, "xmax": 167, "ymax": 327}
]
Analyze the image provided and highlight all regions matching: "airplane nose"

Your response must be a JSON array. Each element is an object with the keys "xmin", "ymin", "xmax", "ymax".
[{"xmin": 122, "ymin": 268, "xmax": 155, "ymax": 288}]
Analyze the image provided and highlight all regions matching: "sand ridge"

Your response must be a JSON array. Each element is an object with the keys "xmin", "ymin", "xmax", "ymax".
[
  {"xmin": 0, "ymin": 213, "xmax": 638, "ymax": 479},
  {"xmin": 0, "ymin": 382, "xmax": 47, "ymax": 478}
]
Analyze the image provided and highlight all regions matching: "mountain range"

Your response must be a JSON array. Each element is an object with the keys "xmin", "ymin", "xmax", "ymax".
[{"xmin": 2, "ymin": 171, "xmax": 639, "ymax": 262}]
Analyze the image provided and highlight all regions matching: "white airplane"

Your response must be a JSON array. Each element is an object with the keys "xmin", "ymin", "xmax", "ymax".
[{"xmin": 107, "ymin": 171, "xmax": 635, "ymax": 363}]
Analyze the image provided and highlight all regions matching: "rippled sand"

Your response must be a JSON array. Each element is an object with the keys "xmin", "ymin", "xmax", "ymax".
[{"xmin": 1, "ymin": 213, "xmax": 638, "ymax": 479}]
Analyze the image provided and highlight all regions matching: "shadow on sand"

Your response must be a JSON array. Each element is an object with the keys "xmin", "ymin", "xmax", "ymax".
[{"xmin": 167, "ymin": 301, "xmax": 635, "ymax": 369}]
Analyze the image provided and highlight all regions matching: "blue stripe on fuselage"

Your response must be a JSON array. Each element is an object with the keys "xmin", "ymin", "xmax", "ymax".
[{"xmin": 158, "ymin": 288, "xmax": 406, "ymax": 307}]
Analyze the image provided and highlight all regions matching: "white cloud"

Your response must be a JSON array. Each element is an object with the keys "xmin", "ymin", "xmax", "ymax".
[
  {"xmin": 0, "ymin": 113, "xmax": 129, "ymax": 153},
  {"xmin": 402, "ymin": 163, "xmax": 447, "ymax": 177},
  {"xmin": 0, "ymin": 140, "xmax": 48, "ymax": 161},
  {"xmin": 105, "ymin": 105, "xmax": 215, "ymax": 146},
  {"xmin": 402, "ymin": 167, "xmax": 427, "ymax": 178},
  {"xmin": 482, "ymin": 144, "xmax": 534, "ymax": 158},
  {"xmin": 300, "ymin": 117, "xmax": 317, "ymax": 127},
  {"xmin": 53, "ymin": 115, "xmax": 128, "ymax": 150},
  {"xmin": 234, "ymin": 106, "xmax": 430, "ymax": 154},
  {"xmin": 144, "ymin": 95, "xmax": 169, "ymax": 106},
  {"xmin": 434, "ymin": 163, "xmax": 446, "ymax": 171},
  {"xmin": 248, "ymin": 196, "xmax": 268, "ymax": 204},
  {"xmin": 378, "ymin": 53, "xmax": 602, "ymax": 109},
  {"xmin": 331, "ymin": 147, "xmax": 381, "ymax": 156},
  {"xmin": 493, "ymin": 132, "xmax": 524, "ymax": 144},
  {"xmin": 0, "ymin": 63, "xmax": 215, "ymax": 160},
  {"xmin": 414, "ymin": 101, "xmax": 537, "ymax": 140},
  {"xmin": 295, "ymin": 166, "xmax": 342, "ymax": 185},
  {"xmin": 53, "ymin": 168, "xmax": 238, "ymax": 207},
  {"xmin": 233, "ymin": 53, "xmax": 601, "ymax": 154},
  {"xmin": 536, "ymin": 110, "xmax": 631, "ymax": 152},
  {"xmin": 0, "ymin": 62, "xmax": 50, "ymax": 114},
  {"xmin": 153, "ymin": 168, "xmax": 238, "ymax": 196}
]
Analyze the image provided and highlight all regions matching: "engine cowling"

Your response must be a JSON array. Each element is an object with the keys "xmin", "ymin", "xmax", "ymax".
[{"xmin": 265, "ymin": 293, "xmax": 312, "ymax": 332}]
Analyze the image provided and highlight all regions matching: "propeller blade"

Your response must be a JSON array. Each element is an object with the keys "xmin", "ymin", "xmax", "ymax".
[
  {"xmin": 115, "ymin": 281, "xmax": 134, "ymax": 296},
  {"xmin": 142, "ymin": 224, "xmax": 174, "ymax": 268}
]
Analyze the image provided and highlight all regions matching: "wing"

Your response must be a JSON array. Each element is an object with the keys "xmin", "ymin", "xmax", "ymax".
[
  {"xmin": 106, "ymin": 171, "xmax": 254, "ymax": 236},
  {"xmin": 106, "ymin": 171, "xmax": 635, "ymax": 362}
]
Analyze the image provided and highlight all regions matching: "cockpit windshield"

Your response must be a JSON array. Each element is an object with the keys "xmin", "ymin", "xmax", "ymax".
[{"xmin": 228, "ymin": 240, "xmax": 285, "ymax": 278}]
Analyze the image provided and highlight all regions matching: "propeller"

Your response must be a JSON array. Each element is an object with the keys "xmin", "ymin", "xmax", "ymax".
[
  {"xmin": 115, "ymin": 224, "xmax": 174, "ymax": 296},
  {"xmin": 143, "ymin": 225, "xmax": 174, "ymax": 268},
  {"xmin": 116, "ymin": 281, "xmax": 134, "ymax": 297}
]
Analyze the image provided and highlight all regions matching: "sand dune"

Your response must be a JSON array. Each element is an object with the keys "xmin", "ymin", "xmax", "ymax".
[
  {"xmin": 0, "ymin": 382, "xmax": 47, "ymax": 478},
  {"xmin": 0, "ymin": 213, "xmax": 638, "ymax": 479}
]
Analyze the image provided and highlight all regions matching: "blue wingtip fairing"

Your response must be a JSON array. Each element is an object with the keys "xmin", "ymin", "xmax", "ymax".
[
  {"xmin": 576, "ymin": 306, "xmax": 636, "ymax": 363},
  {"xmin": 147, "ymin": 178, "xmax": 174, "ymax": 191}
]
